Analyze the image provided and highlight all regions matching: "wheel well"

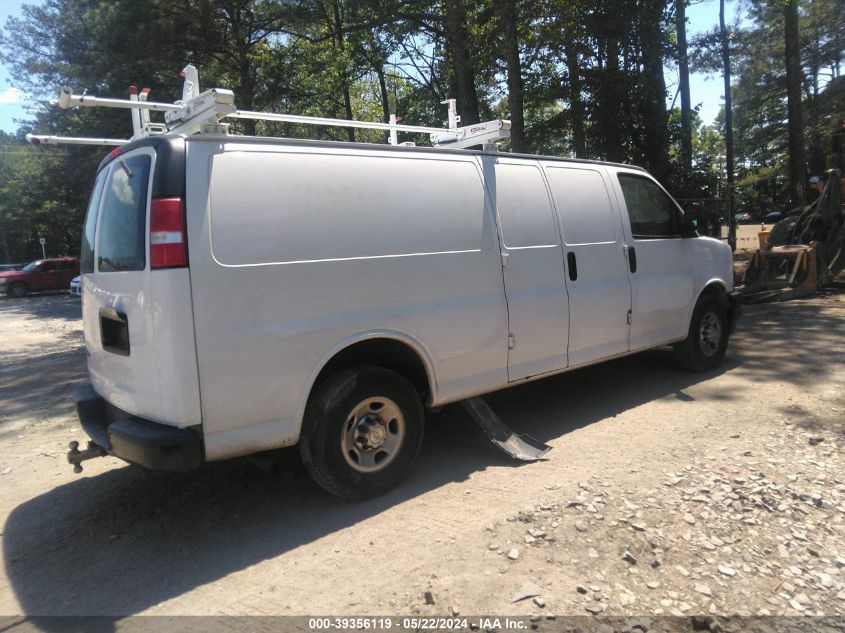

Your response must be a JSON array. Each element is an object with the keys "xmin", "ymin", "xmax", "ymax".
[
  {"xmin": 314, "ymin": 338, "xmax": 432, "ymax": 402},
  {"xmin": 696, "ymin": 282, "xmax": 734, "ymax": 327},
  {"xmin": 699, "ymin": 282, "xmax": 729, "ymax": 307}
]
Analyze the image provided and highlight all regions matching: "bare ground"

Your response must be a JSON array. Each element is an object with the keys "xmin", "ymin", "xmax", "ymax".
[{"xmin": 0, "ymin": 276, "xmax": 843, "ymax": 627}]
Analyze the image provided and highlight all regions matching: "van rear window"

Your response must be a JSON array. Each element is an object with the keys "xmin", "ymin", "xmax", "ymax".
[
  {"xmin": 80, "ymin": 170, "xmax": 107, "ymax": 274},
  {"xmin": 97, "ymin": 155, "xmax": 151, "ymax": 272}
]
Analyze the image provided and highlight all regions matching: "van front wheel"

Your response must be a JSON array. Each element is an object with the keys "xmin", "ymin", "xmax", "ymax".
[
  {"xmin": 299, "ymin": 366, "xmax": 424, "ymax": 500},
  {"xmin": 673, "ymin": 295, "xmax": 729, "ymax": 372}
]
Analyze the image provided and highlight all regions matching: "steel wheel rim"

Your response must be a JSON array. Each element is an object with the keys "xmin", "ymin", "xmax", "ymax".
[
  {"xmin": 698, "ymin": 311, "xmax": 722, "ymax": 357},
  {"xmin": 341, "ymin": 396, "xmax": 406, "ymax": 473}
]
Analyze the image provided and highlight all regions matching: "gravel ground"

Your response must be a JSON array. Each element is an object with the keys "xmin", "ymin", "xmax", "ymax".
[{"xmin": 0, "ymin": 277, "xmax": 843, "ymax": 632}]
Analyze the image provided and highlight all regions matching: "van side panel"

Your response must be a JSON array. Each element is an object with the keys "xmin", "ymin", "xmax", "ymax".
[
  {"xmin": 186, "ymin": 141, "xmax": 508, "ymax": 460},
  {"xmin": 148, "ymin": 270, "xmax": 203, "ymax": 426}
]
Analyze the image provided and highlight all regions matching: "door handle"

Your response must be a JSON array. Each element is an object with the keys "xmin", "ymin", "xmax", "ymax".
[
  {"xmin": 567, "ymin": 252, "xmax": 577, "ymax": 281},
  {"xmin": 627, "ymin": 246, "xmax": 637, "ymax": 273}
]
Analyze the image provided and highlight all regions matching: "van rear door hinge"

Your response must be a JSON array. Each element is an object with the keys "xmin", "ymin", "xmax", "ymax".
[
  {"xmin": 507, "ymin": 334, "xmax": 515, "ymax": 349},
  {"xmin": 626, "ymin": 309, "xmax": 632, "ymax": 325},
  {"xmin": 501, "ymin": 252, "xmax": 510, "ymax": 269}
]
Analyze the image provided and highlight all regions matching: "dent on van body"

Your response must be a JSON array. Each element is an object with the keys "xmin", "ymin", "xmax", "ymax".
[{"xmin": 186, "ymin": 141, "xmax": 509, "ymax": 459}]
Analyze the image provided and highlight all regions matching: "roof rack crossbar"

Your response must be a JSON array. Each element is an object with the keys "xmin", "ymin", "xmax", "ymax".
[
  {"xmin": 57, "ymin": 86, "xmax": 182, "ymax": 113},
  {"xmin": 26, "ymin": 135, "xmax": 126, "ymax": 146},
  {"xmin": 229, "ymin": 109, "xmax": 446, "ymax": 136}
]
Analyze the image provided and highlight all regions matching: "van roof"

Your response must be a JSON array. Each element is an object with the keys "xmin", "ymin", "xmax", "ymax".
[{"xmin": 102, "ymin": 133, "xmax": 650, "ymax": 175}]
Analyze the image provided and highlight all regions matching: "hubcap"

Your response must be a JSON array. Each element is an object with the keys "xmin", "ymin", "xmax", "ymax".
[
  {"xmin": 341, "ymin": 397, "xmax": 406, "ymax": 473},
  {"xmin": 698, "ymin": 311, "xmax": 722, "ymax": 357}
]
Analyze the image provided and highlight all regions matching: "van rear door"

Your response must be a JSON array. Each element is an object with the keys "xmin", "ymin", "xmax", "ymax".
[{"xmin": 80, "ymin": 142, "xmax": 201, "ymax": 429}]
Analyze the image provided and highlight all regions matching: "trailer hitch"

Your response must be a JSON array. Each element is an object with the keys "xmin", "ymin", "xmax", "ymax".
[
  {"xmin": 461, "ymin": 397, "xmax": 551, "ymax": 461},
  {"xmin": 67, "ymin": 440, "xmax": 107, "ymax": 473}
]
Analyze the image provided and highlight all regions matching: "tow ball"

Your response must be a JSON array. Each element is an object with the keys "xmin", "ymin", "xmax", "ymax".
[{"xmin": 67, "ymin": 440, "xmax": 106, "ymax": 473}]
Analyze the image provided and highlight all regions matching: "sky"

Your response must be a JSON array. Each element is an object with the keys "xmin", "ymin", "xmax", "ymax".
[
  {"xmin": 0, "ymin": 0, "xmax": 30, "ymax": 132},
  {"xmin": 0, "ymin": 0, "xmax": 743, "ymax": 135},
  {"xmin": 682, "ymin": 0, "xmax": 744, "ymax": 125}
]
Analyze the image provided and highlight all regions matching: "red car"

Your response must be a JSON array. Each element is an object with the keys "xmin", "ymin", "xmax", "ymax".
[{"xmin": 0, "ymin": 257, "xmax": 80, "ymax": 298}]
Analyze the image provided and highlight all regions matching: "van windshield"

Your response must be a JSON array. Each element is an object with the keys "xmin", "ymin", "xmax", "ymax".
[{"xmin": 97, "ymin": 155, "xmax": 151, "ymax": 272}]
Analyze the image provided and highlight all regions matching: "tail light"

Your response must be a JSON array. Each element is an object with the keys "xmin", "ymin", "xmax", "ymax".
[{"xmin": 150, "ymin": 197, "xmax": 187, "ymax": 268}]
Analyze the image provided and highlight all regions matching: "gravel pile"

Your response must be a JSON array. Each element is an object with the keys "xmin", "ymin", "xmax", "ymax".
[{"xmin": 483, "ymin": 422, "xmax": 844, "ymax": 624}]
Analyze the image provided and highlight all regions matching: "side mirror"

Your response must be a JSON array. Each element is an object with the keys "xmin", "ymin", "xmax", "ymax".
[{"xmin": 680, "ymin": 214, "xmax": 698, "ymax": 238}]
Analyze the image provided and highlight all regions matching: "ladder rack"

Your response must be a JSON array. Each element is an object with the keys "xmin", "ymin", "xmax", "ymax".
[{"xmin": 27, "ymin": 65, "xmax": 510, "ymax": 151}]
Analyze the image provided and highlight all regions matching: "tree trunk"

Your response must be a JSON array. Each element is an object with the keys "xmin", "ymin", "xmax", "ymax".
[
  {"xmin": 784, "ymin": 0, "xmax": 807, "ymax": 207},
  {"xmin": 376, "ymin": 63, "xmax": 391, "ymax": 124},
  {"xmin": 565, "ymin": 44, "xmax": 587, "ymax": 158},
  {"xmin": 443, "ymin": 0, "xmax": 480, "ymax": 126},
  {"xmin": 676, "ymin": 0, "xmax": 693, "ymax": 179},
  {"xmin": 806, "ymin": 21, "xmax": 824, "ymax": 178},
  {"xmin": 0, "ymin": 222, "xmax": 10, "ymax": 263},
  {"xmin": 495, "ymin": 0, "xmax": 525, "ymax": 152},
  {"xmin": 231, "ymin": 3, "xmax": 256, "ymax": 136},
  {"xmin": 332, "ymin": 0, "xmax": 355, "ymax": 142},
  {"xmin": 720, "ymin": 0, "xmax": 736, "ymax": 251},
  {"xmin": 639, "ymin": 0, "xmax": 670, "ymax": 184},
  {"xmin": 238, "ymin": 58, "xmax": 256, "ymax": 136},
  {"xmin": 598, "ymin": 27, "xmax": 625, "ymax": 163}
]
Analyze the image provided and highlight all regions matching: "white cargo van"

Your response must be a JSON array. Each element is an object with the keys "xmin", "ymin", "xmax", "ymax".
[{"xmin": 71, "ymin": 134, "xmax": 740, "ymax": 499}]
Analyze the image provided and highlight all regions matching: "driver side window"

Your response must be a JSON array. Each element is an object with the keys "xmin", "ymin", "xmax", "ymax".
[{"xmin": 618, "ymin": 174, "xmax": 682, "ymax": 239}]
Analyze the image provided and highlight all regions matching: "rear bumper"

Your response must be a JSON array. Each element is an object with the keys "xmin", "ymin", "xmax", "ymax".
[
  {"xmin": 727, "ymin": 292, "xmax": 743, "ymax": 334},
  {"xmin": 74, "ymin": 383, "xmax": 203, "ymax": 471}
]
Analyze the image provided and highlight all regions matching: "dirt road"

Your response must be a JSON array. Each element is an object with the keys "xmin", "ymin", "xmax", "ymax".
[{"xmin": 1, "ymin": 284, "xmax": 843, "ymax": 624}]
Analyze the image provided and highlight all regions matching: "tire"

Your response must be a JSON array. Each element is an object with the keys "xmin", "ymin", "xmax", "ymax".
[
  {"xmin": 673, "ymin": 294, "xmax": 729, "ymax": 372},
  {"xmin": 7, "ymin": 282, "xmax": 28, "ymax": 298},
  {"xmin": 299, "ymin": 366, "xmax": 425, "ymax": 500}
]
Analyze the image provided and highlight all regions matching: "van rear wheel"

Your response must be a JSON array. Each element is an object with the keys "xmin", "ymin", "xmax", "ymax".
[
  {"xmin": 299, "ymin": 366, "xmax": 424, "ymax": 500},
  {"xmin": 673, "ymin": 294, "xmax": 729, "ymax": 372}
]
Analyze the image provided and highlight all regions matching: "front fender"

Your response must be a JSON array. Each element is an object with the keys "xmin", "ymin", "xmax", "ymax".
[{"xmin": 690, "ymin": 281, "xmax": 741, "ymax": 335}]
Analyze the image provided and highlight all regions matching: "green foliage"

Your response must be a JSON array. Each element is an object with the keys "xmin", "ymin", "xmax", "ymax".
[
  {"xmin": 0, "ymin": 132, "xmax": 95, "ymax": 262},
  {"xmin": 692, "ymin": 0, "xmax": 844, "ymax": 214},
  {"xmin": 0, "ymin": 0, "xmax": 841, "ymax": 257}
]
